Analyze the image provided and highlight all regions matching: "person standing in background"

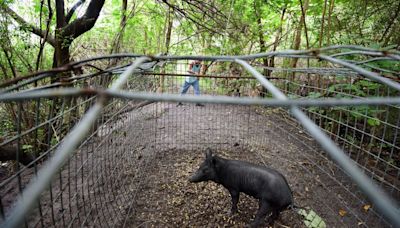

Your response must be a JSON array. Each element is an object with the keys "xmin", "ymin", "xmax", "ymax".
[{"xmin": 178, "ymin": 60, "xmax": 204, "ymax": 106}]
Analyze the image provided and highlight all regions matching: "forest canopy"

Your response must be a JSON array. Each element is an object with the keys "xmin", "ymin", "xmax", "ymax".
[
  {"xmin": 0, "ymin": 3, "xmax": 399, "ymax": 224},
  {"xmin": 0, "ymin": 0, "xmax": 399, "ymax": 78}
]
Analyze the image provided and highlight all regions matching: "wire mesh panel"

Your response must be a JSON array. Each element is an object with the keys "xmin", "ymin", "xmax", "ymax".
[
  {"xmin": 268, "ymin": 59, "xmax": 400, "ymax": 227},
  {"xmin": 0, "ymin": 46, "xmax": 399, "ymax": 227},
  {"xmin": 0, "ymin": 57, "xmax": 160, "ymax": 227},
  {"xmin": 151, "ymin": 61, "xmax": 256, "ymax": 152}
]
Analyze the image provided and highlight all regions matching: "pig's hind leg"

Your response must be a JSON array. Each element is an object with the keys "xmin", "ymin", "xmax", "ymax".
[
  {"xmin": 249, "ymin": 200, "xmax": 271, "ymax": 228},
  {"xmin": 267, "ymin": 209, "xmax": 280, "ymax": 225},
  {"xmin": 229, "ymin": 189, "xmax": 240, "ymax": 214}
]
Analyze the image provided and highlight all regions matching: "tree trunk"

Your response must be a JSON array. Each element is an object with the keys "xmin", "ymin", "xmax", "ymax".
[
  {"xmin": 1, "ymin": 45, "xmax": 17, "ymax": 78},
  {"xmin": 254, "ymin": 1, "xmax": 268, "ymax": 76},
  {"xmin": 290, "ymin": 0, "xmax": 309, "ymax": 80},
  {"xmin": 383, "ymin": 23, "xmax": 399, "ymax": 47},
  {"xmin": 300, "ymin": 0, "xmax": 310, "ymax": 50},
  {"xmin": 54, "ymin": 0, "xmax": 68, "ymax": 68},
  {"xmin": 164, "ymin": 7, "xmax": 173, "ymax": 54},
  {"xmin": 257, "ymin": 16, "xmax": 268, "ymax": 75},
  {"xmin": 120, "ymin": 0, "xmax": 128, "ymax": 50},
  {"xmin": 381, "ymin": 1, "xmax": 400, "ymax": 46},
  {"xmin": 144, "ymin": 30, "xmax": 148, "ymax": 54},
  {"xmin": 160, "ymin": 7, "xmax": 174, "ymax": 93},
  {"xmin": 110, "ymin": 0, "xmax": 128, "ymax": 55},
  {"xmin": 36, "ymin": 0, "xmax": 53, "ymax": 71},
  {"xmin": 326, "ymin": 0, "xmax": 335, "ymax": 46},
  {"xmin": 270, "ymin": 7, "xmax": 286, "ymax": 69},
  {"xmin": 319, "ymin": 0, "xmax": 328, "ymax": 47},
  {"xmin": 300, "ymin": 0, "xmax": 310, "ymax": 73},
  {"xmin": 52, "ymin": 0, "xmax": 105, "ymax": 68},
  {"xmin": 1, "ymin": 0, "xmax": 106, "ymax": 163},
  {"xmin": 253, "ymin": 0, "xmax": 269, "ymax": 96},
  {"xmin": 108, "ymin": 0, "xmax": 129, "ymax": 70}
]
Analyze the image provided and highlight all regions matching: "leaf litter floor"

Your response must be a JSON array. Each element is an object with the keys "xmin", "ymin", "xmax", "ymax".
[
  {"xmin": 121, "ymin": 102, "xmax": 382, "ymax": 227},
  {"xmin": 0, "ymin": 102, "xmax": 386, "ymax": 227}
]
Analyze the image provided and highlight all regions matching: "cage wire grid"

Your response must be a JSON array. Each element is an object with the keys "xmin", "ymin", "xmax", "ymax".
[{"xmin": 0, "ymin": 45, "xmax": 399, "ymax": 227}]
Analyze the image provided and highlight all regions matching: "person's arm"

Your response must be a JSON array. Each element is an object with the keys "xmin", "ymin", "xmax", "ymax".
[
  {"xmin": 187, "ymin": 62, "xmax": 195, "ymax": 74},
  {"xmin": 200, "ymin": 63, "xmax": 206, "ymax": 75},
  {"xmin": 196, "ymin": 63, "xmax": 204, "ymax": 79},
  {"xmin": 197, "ymin": 63, "xmax": 203, "ymax": 79}
]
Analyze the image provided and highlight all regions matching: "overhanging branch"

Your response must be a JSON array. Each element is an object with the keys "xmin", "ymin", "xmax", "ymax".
[
  {"xmin": 66, "ymin": 0, "xmax": 86, "ymax": 23},
  {"xmin": 159, "ymin": 0, "xmax": 224, "ymax": 36},
  {"xmin": 63, "ymin": 0, "xmax": 105, "ymax": 39},
  {"xmin": 0, "ymin": 5, "xmax": 56, "ymax": 47}
]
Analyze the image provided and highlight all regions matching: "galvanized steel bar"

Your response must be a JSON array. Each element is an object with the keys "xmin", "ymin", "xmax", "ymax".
[
  {"xmin": 319, "ymin": 45, "xmax": 400, "ymax": 54},
  {"xmin": 318, "ymin": 54, "xmax": 400, "ymax": 91},
  {"xmin": 235, "ymin": 59, "xmax": 400, "ymax": 227},
  {"xmin": 1, "ymin": 47, "xmax": 399, "ymax": 227},
  {"xmin": 2, "ymin": 45, "xmax": 399, "ymax": 92},
  {"xmin": 329, "ymin": 51, "xmax": 386, "ymax": 58},
  {"xmin": 388, "ymin": 54, "xmax": 400, "ymax": 61},
  {"xmin": 354, "ymin": 57, "xmax": 395, "ymax": 65},
  {"xmin": 2, "ymin": 88, "xmax": 400, "ymax": 107}
]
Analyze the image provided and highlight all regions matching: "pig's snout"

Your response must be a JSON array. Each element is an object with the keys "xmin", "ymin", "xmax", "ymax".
[{"xmin": 189, "ymin": 172, "xmax": 202, "ymax": 183}]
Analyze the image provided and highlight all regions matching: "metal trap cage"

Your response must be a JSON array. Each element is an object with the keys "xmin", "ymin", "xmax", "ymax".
[{"xmin": 0, "ymin": 46, "xmax": 399, "ymax": 227}]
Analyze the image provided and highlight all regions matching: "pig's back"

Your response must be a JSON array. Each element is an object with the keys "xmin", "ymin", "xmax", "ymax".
[{"xmin": 222, "ymin": 160, "xmax": 293, "ymax": 209}]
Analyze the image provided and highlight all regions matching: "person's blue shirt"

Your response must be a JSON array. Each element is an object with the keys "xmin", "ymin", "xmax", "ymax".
[{"xmin": 186, "ymin": 63, "xmax": 201, "ymax": 83}]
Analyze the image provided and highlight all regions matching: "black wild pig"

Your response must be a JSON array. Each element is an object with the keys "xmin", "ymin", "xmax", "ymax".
[{"xmin": 189, "ymin": 148, "xmax": 293, "ymax": 227}]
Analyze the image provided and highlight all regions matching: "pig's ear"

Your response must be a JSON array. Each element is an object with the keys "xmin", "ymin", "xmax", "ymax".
[
  {"xmin": 205, "ymin": 148, "xmax": 213, "ymax": 159},
  {"xmin": 210, "ymin": 156, "xmax": 217, "ymax": 167}
]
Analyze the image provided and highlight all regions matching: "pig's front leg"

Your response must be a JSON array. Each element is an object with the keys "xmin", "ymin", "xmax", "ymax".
[{"xmin": 228, "ymin": 189, "xmax": 240, "ymax": 214}]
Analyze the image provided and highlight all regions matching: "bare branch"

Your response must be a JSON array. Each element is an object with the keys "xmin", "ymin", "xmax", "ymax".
[
  {"xmin": 110, "ymin": 0, "xmax": 131, "ymax": 55},
  {"xmin": 380, "ymin": 1, "xmax": 400, "ymax": 45},
  {"xmin": 63, "ymin": 0, "xmax": 105, "ymax": 39},
  {"xmin": 36, "ymin": 0, "xmax": 53, "ymax": 70},
  {"xmin": 159, "ymin": 0, "xmax": 224, "ymax": 36},
  {"xmin": 1, "ymin": 45, "xmax": 17, "ymax": 78},
  {"xmin": 66, "ymin": 0, "xmax": 86, "ymax": 23},
  {"xmin": 0, "ymin": 4, "xmax": 56, "ymax": 47}
]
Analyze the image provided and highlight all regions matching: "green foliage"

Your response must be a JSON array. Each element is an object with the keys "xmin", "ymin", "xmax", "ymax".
[
  {"xmin": 33, "ymin": 0, "xmax": 48, "ymax": 14},
  {"xmin": 307, "ymin": 92, "xmax": 322, "ymax": 99},
  {"xmin": 22, "ymin": 144, "xmax": 33, "ymax": 153},
  {"xmin": 298, "ymin": 209, "xmax": 327, "ymax": 228},
  {"xmin": 328, "ymin": 84, "xmax": 365, "ymax": 98},
  {"xmin": 350, "ymin": 105, "xmax": 385, "ymax": 127},
  {"xmin": 323, "ymin": 79, "xmax": 386, "ymax": 127},
  {"xmin": 0, "ymin": 108, "xmax": 13, "ymax": 136},
  {"xmin": 1, "ymin": 0, "xmax": 398, "ymax": 74},
  {"xmin": 0, "ymin": 0, "xmax": 14, "ymax": 5},
  {"xmin": 327, "ymin": 80, "xmax": 382, "ymax": 99},
  {"xmin": 368, "ymin": 60, "xmax": 400, "ymax": 73}
]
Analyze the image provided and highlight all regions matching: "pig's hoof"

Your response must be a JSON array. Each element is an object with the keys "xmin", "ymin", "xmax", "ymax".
[{"xmin": 247, "ymin": 221, "xmax": 260, "ymax": 228}]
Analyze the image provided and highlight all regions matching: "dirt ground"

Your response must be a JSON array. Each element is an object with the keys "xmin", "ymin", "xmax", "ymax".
[
  {"xmin": 125, "ymin": 147, "xmax": 304, "ymax": 228},
  {"xmin": 0, "ymin": 102, "xmax": 386, "ymax": 227},
  {"xmin": 121, "ymin": 102, "xmax": 382, "ymax": 227}
]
